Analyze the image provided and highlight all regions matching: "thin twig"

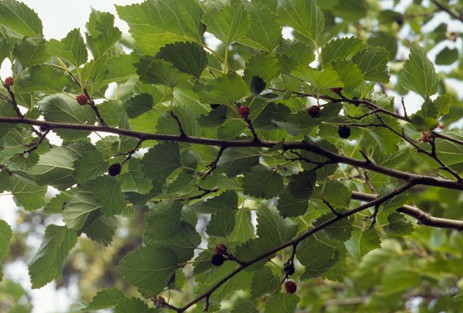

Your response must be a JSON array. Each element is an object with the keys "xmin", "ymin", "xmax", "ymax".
[
  {"xmin": 202, "ymin": 147, "xmax": 226, "ymax": 179},
  {"xmin": 430, "ymin": 0, "xmax": 463, "ymax": 22},
  {"xmin": 169, "ymin": 111, "xmax": 187, "ymax": 138},
  {"xmin": 20, "ymin": 129, "xmax": 50, "ymax": 155}
]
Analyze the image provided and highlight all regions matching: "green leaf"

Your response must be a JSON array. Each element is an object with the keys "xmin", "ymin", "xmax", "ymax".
[
  {"xmin": 410, "ymin": 114, "xmax": 439, "ymax": 132},
  {"xmin": 89, "ymin": 176, "xmax": 126, "ymax": 216},
  {"xmin": 199, "ymin": 73, "xmax": 248, "ymax": 104},
  {"xmin": 353, "ymin": 46, "xmax": 389, "ymax": 83},
  {"xmin": 39, "ymin": 94, "xmax": 97, "ymax": 140},
  {"xmin": 256, "ymin": 207, "xmax": 298, "ymax": 246},
  {"xmin": 192, "ymin": 190, "xmax": 238, "ymax": 213},
  {"xmin": 321, "ymin": 37, "xmax": 366, "ymax": 64},
  {"xmin": 313, "ymin": 180, "xmax": 351, "ymax": 211},
  {"xmin": 345, "ymin": 228, "xmax": 381, "ymax": 261},
  {"xmin": 136, "ymin": 57, "xmax": 190, "ymax": 88},
  {"xmin": 120, "ymin": 159, "xmax": 153, "ymax": 194},
  {"xmin": 141, "ymin": 142, "xmax": 182, "ymax": 184},
  {"xmin": 235, "ymin": 237, "xmax": 275, "ymax": 263},
  {"xmin": 0, "ymin": 0, "xmax": 43, "ymax": 37},
  {"xmin": 48, "ymin": 28, "xmax": 87, "ymax": 67},
  {"xmin": 116, "ymin": 0, "xmax": 204, "ymax": 54},
  {"xmin": 83, "ymin": 215, "xmax": 117, "ymax": 246},
  {"xmin": 367, "ymin": 32, "xmax": 398, "ymax": 61},
  {"xmin": 287, "ymin": 170, "xmax": 317, "ymax": 199},
  {"xmin": 85, "ymin": 9, "xmax": 122, "ymax": 59},
  {"xmin": 277, "ymin": 39, "xmax": 314, "ymax": 73},
  {"xmin": 202, "ymin": 3, "xmax": 250, "ymax": 45},
  {"xmin": 231, "ymin": 301, "xmax": 259, "ymax": 313},
  {"xmin": 330, "ymin": 60, "xmax": 364, "ymax": 92},
  {"xmin": 28, "ymin": 225, "xmax": 78, "ymax": 288},
  {"xmin": 244, "ymin": 52, "xmax": 280, "ymax": 87},
  {"xmin": 400, "ymin": 43, "xmax": 439, "ymax": 98},
  {"xmin": 144, "ymin": 202, "xmax": 201, "ymax": 262},
  {"xmin": 239, "ymin": 1, "xmax": 281, "ymax": 51},
  {"xmin": 206, "ymin": 210, "xmax": 235, "ymax": 238},
  {"xmin": 74, "ymin": 145, "xmax": 108, "ymax": 183},
  {"xmin": 216, "ymin": 147, "xmax": 260, "ymax": 177},
  {"xmin": 144, "ymin": 201, "xmax": 183, "ymax": 239},
  {"xmin": 435, "ymin": 47, "xmax": 459, "ymax": 65},
  {"xmin": 384, "ymin": 213, "xmax": 413, "ymax": 236},
  {"xmin": 11, "ymin": 174, "xmax": 47, "ymax": 210},
  {"xmin": 63, "ymin": 191, "xmax": 101, "ymax": 231},
  {"xmin": 84, "ymin": 288, "xmax": 125, "ymax": 310},
  {"xmin": 251, "ymin": 266, "xmax": 280, "ymax": 299},
  {"xmin": 315, "ymin": 214, "xmax": 353, "ymax": 242},
  {"xmin": 0, "ymin": 220, "xmax": 12, "ymax": 279},
  {"xmin": 148, "ymin": 222, "xmax": 200, "ymax": 263},
  {"xmin": 117, "ymin": 246, "xmax": 178, "ymax": 297},
  {"xmin": 13, "ymin": 36, "xmax": 49, "ymax": 68},
  {"xmin": 292, "ymin": 66, "xmax": 344, "ymax": 90},
  {"xmin": 28, "ymin": 146, "xmax": 77, "ymax": 189},
  {"xmin": 264, "ymin": 293, "xmax": 299, "ymax": 313},
  {"xmin": 297, "ymin": 234, "xmax": 340, "ymax": 277},
  {"xmin": 277, "ymin": 0, "xmax": 324, "ymax": 43},
  {"xmin": 114, "ymin": 297, "xmax": 157, "ymax": 313},
  {"xmin": 125, "ymin": 93, "xmax": 154, "ymax": 119},
  {"xmin": 196, "ymin": 262, "xmax": 253, "ymax": 301},
  {"xmin": 228, "ymin": 209, "xmax": 255, "ymax": 243},
  {"xmin": 382, "ymin": 260, "xmax": 419, "ymax": 295},
  {"xmin": 156, "ymin": 41, "xmax": 208, "ymax": 79},
  {"xmin": 277, "ymin": 190, "xmax": 308, "ymax": 218},
  {"xmin": 243, "ymin": 165, "xmax": 284, "ymax": 198},
  {"xmin": 18, "ymin": 65, "xmax": 69, "ymax": 94}
]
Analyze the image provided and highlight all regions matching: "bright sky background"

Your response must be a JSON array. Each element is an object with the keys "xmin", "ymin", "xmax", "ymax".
[{"xmin": 0, "ymin": 0, "xmax": 461, "ymax": 312}]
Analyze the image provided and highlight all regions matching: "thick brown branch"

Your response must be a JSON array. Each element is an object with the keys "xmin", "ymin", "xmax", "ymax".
[
  {"xmin": 0, "ymin": 116, "xmax": 462, "ymax": 191},
  {"xmin": 351, "ymin": 191, "xmax": 463, "ymax": 231}
]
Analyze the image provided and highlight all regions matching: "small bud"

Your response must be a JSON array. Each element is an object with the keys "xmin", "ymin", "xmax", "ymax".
[
  {"xmin": 330, "ymin": 87, "xmax": 343, "ymax": 94},
  {"xmin": 108, "ymin": 163, "xmax": 122, "ymax": 176},
  {"xmin": 284, "ymin": 281, "xmax": 297, "ymax": 294},
  {"xmin": 396, "ymin": 16, "xmax": 404, "ymax": 26},
  {"xmin": 238, "ymin": 105, "xmax": 250, "ymax": 118},
  {"xmin": 214, "ymin": 244, "xmax": 228, "ymax": 255},
  {"xmin": 421, "ymin": 132, "xmax": 431, "ymax": 143},
  {"xmin": 307, "ymin": 105, "xmax": 320, "ymax": 118},
  {"xmin": 4, "ymin": 76, "xmax": 14, "ymax": 88},
  {"xmin": 76, "ymin": 93, "xmax": 88, "ymax": 105},
  {"xmin": 338, "ymin": 125, "xmax": 351, "ymax": 139},
  {"xmin": 211, "ymin": 253, "xmax": 225, "ymax": 266}
]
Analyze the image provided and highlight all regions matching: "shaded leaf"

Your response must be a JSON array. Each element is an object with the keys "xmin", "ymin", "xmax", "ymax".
[
  {"xmin": 28, "ymin": 225, "xmax": 78, "ymax": 288},
  {"xmin": 156, "ymin": 41, "xmax": 208, "ymax": 78},
  {"xmin": 117, "ymin": 247, "xmax": 178, "ymax": 298}
]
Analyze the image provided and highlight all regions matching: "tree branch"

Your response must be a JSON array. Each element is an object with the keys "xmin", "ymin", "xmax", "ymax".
[
  {"xmin": 0, "ymin": 116, "xmax": 462, "ymax": 191},
  {"xmin": 172, "ymin": 182, "xmax": 416, "ymax": 312},
  {"xmin": 351, "ymin": 191, "xmax": 463, "ymax": 231},
  {"xmin": 430, "ymin": 0, "xmax": 463, "ymax": 23}
]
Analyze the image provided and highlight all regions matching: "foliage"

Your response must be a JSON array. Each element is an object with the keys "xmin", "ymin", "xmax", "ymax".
[{"xmin": 0, "ymin": 0, "xmax": 463, "ymax": 312}]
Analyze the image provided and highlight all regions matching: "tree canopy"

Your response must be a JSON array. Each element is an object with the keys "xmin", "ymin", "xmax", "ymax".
[{"xmin": 1, "ymin": 0, "xmax": 463, "ymax": 312}]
